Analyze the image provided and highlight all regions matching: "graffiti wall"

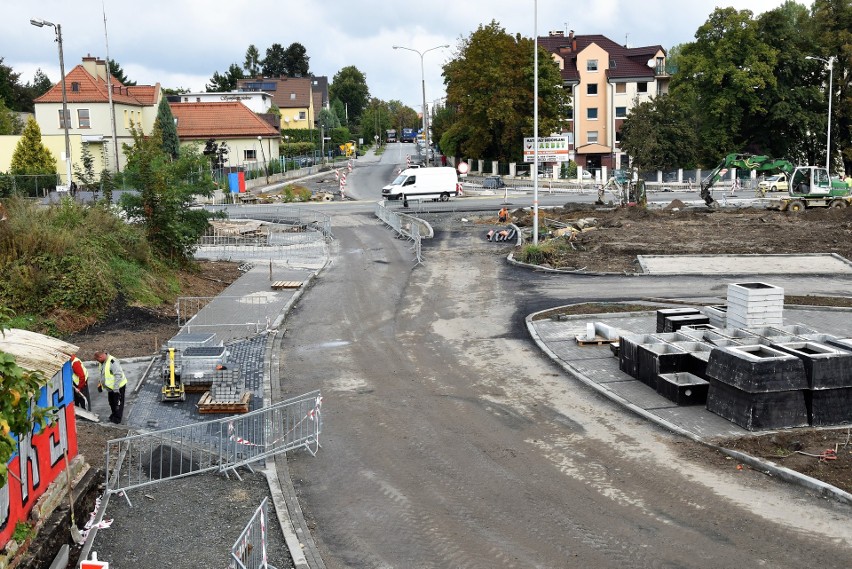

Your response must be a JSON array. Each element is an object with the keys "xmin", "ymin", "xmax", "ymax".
[{"xmin": 0, "ymin": 361, "xmax": 78, "ymax": 544}]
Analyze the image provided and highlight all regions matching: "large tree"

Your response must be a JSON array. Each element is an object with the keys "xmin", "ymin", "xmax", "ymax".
[
  {"xmin": 244, "ymin": 44, "xmax": 262, "ymax": 77},
  {"xmin": 670, "ymin": 7, "xmax": 778, "ymax": 165},
  {"xmin": 283, "ymin": 42, "xmax": 310, "ymax": 77},
  {"xmin": 620, "ymin": 94, "xmax": 699, "ymax": 172},
  {"xmin": 108, "ymin": 59, "xmax": 136, "ymax": 86},
  {"xmin": 811, "ymin": 0, "xmax": 852, "ymax": 173},
  {"xmin": 155, "ymin": 97, "xmax": 180, "ymax": 159},
  {"xmin": 441, "ymin": 20, "xmax": 570, "ymax": 161},
  {"xmin": 262, "ymin": 43, "xmax": 288, "ymax": 77},
  {"xmin": 329, "ymin": 66, "xmax": 370, "ymax": 128},
  {"xmin": 0, "ymin": 97, "xmax": 21, "ymax": 135},
  {"xmin": 8, "ymin": 118, "xmax": 57, "ymax": 196},
  {"xmin": 120, "ymin": 125, "xmax": 213, "ymax": 262},
  {"xmin": 206, "ymin": 64, "xmax": 245, "ymax": 92}
]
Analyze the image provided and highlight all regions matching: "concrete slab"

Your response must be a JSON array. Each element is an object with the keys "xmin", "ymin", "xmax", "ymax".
[{"xmin": 636, "ymin": 254, "xmax": 852, "ymax": 275}]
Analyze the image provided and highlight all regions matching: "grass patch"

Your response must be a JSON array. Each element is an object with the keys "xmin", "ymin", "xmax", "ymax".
[{"xmin": 532, "ymin": 303, "xmax": 652, "ymax": 321}]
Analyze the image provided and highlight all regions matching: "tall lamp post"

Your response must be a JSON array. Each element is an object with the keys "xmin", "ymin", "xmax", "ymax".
[
  {"xmin": 805, "ymin": 55, "xmax": 835, "ymax": 173},
  {"xmin": 393, "ymin": 44, "xmax": 449, "ymax": 167},
  {"xmin": 257, "ymin": 136, "xmax": 269, "ymax": 184},
  {"xmin": 31, "ymin": 17, "xmax": 73, "ymax": 189}
]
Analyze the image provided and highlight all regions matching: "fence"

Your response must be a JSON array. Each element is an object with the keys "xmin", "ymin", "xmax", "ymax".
[
  {"xmin": 105, "ymin": 390, "xmax": 322, "ymax": 506},
  {"xmin": 223, "ymin": 205, "xmax": 334, "ymax": 239},
  {"xmin": 230, "ymin": 498, "xmax": 272, "ymax": 569},
  {"xmin": 0, "ymin": 173, "xmax": 61, "ymax": 198},
  {"xmin": 375, "ymin": 201, "xmax": 434, "ymax": 265}
]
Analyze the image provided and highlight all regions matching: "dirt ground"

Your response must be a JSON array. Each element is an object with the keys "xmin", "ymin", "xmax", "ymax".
[{"xmin": 509, "ymin": 203, "xmax": 852, "ymax": 276}]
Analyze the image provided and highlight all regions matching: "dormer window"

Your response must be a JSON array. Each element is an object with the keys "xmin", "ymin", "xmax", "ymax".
[{"xmin": 71, "ymin": 82, "xmax": 80, "ymax": 92}]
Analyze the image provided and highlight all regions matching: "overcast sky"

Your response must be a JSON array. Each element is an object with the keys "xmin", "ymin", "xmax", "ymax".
[{"xmin": 9, "ymin": 0, "xmax": 791, "ymax": 112}]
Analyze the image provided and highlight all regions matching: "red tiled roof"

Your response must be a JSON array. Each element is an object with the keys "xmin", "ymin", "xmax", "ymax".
[
  {"xmin": 236, "ymin": 77, "xmax": 313, "ymax": 109},
  {"xmin": 170, "ymin": 102, "xmax": 279, "ymax": 139},
  {"xmin": 33, "ymin": 64, "xmax": 154, "ymax": 107},
  {"xmin": 539, "ymin": 34, "xmax": 665, "ymax": 82}
]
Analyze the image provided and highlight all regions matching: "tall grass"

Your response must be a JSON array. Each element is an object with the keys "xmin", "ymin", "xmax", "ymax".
[{"xmin": 0, "ymin": 197, "xmax": 188, "ymax": 334}]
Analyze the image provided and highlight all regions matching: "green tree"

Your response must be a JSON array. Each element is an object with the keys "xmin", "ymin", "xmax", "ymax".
[
  {"xmin": 206, "ymin": 63, "xmax": 245, "ymax": 92},
  {"xmin": 108, "ymin": 59, "xmax": 136, "ymax": 86},
  {"xmin": 387, "ymin": 100, "xmax": 419, "ymax": 133},
  {"xmin": 155, "ymin": 97, "xmax": 180, "ymax": 159},
  {"xmin": 441, "ymin": 21, "xmax": 570, "ymax": 161},
  {"xmin": 0, "ymin": 308, "xmax": 54, "ymax": 485},
  {"xmin": 120, "ymin": 125, "xmax": 214, "ymax": 262},
  {"xmin": 317, "ymin": 107, "xmax": 341, "ymax": 131},
  {"xmin": 811, "ymin": 0, "xmax": 852, "ymax": 173},
  {"xmin": 671, "ymin": 8, "xmax": 778, "ymax": 165},
  {"xmin": 620, "ymin": 94, "xmax": 699, "ymax": 171},
  {"xmin": 331, "ymin": 98, "xmax": 346, "ymax": 125},
  {"xmin": 283, "ymin": 42, "xmax": 310, "ymax": 77},
  {"xmin": 429, "ymin": 103, "xmax": 456, "ymax": 153},
  {"xmin": 0, "ymin": 97, "xmax": 21, "ymax": 135},
  {"xmin": 329, "ymin": 66, "xmax": 370, "ymax": 128},
  {"xmin": 73, "ymin": 144, "xmax": 97, "ymax": 190},
  {"xmin": 0, "ymin": 58, "xmax": 29, "ymax": 112},
  {"xmin": 9, "ymin": 118, "xmax": 57, "ymax": 195},
  {"xmin": 751, "ymin": 2, "xmax": 824, "ymax": 164},
  {"xmin": 263, "ymin": 43, "xmax": 288, "ymax": 76},
  {"xmin": 358, "ymin": 99, "xmax": 392, "ymax": 143},
  {"xmin": 244, "ymin": 44, "xmax": 262, "ymax": 77}
]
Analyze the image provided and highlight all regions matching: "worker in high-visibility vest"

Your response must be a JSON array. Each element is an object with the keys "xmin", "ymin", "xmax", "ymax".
[
  {"xmin": 498, "ymin": 207, "xmax": 509, "ymax": 223},
  {"xmin": 69, "ymin": 354, "xmax": 90, "ymax": 410},
  {"xmin": 95, "ymin": 351, "xmax": 128, "ymax": 424}
]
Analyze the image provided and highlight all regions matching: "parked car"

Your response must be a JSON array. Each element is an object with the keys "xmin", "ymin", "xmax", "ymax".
[
  {"xmin": 298, "ymin": 157, "xmax": 314, "ymax": 167},
  {"xmin": 483, "ymin": 176, "xmax": 506, "ymax": 190},
  {"xmin": 579, "ymin": 169, "xmax": 593, "ymax": 180},
  {"xmin": 757, "ymin": 173, "xmax": 789, "ymax": 193}
]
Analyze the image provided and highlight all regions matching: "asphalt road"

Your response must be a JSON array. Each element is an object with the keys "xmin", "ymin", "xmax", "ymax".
[{"xmin": 279, "ymin": 155, "xmax": 852, "ymax": 568}]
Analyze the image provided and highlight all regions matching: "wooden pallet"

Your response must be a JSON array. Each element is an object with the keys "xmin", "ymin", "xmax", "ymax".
[
  {"xmin": 197, "ymin": 391, "xmax": 252, "ymax": 414},
  {"xmin": 271, "ymin": 280, "xmax": 302, "ymax": 290},
  {"xmin": 575, "ymin": 335, "xmax": 616, "ymax": 346}
]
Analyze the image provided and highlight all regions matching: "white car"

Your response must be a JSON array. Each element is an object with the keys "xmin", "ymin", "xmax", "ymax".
[{"xmin": 758, "ymin": 173, "xmax": 789, "ymax": 193}]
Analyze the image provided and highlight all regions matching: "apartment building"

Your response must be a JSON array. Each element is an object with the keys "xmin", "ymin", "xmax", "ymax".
[{"xmin": 540, "ymin": 30, "xmax": 669, "ymax": 172}]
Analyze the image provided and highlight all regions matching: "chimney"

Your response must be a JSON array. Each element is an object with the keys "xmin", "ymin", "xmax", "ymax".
[
  {"xmin": 95, "ymin": 58, "xmax": 108, "ymax": 82},
  {"xmin": 82, "ymin": 55, "xmax": 98, "ymax": 79}
]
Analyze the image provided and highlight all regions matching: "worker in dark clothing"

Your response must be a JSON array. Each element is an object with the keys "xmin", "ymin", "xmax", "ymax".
[
  {"xmin": 95, "ymin": 351, "xmax": 128, "ymax": 424},
  {"xmin": 70, "ymin": 354, "xmax": 90, "ymax": 410}
]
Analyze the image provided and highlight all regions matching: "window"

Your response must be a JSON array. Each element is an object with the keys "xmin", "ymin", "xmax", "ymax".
[
  {"xmin": 587, "ymin": 59, "xmax": 598, "ymax": 71},
  {"xmin": 290, "ymin": 93, "xmax": 296, "ymax": 100},
  {"xmin": 587, "ymin": 108, "xmax": 598, "ymax": 120},
  {"xmin": 615, "ymin": 130, "xmax": 622, "ymax": 143},
  {"xmin": 637, "ymin": 82, "xmax": 648, "ymax": 93},
  {"xmin": 183, "ymin": 97, "xmax": 189, "ymax": 102},
  {"xmin": 58, "ymin": 109, "xmax": 71, "ymax": 129},
  {"xmin": 656, "ymin": 57, "xmax": 665, "ymax": 75},
  {"xmin": 196, "ymin": 97, "xmax": 201, "ymax": 102},
  {"xmin": 244, "ymin": 149, "xmax": 257, "ymax": 161},
  {"xmin": 615, "ymin": 107, "xmax": 627, "ymax": 118},
  {"xmin": 123, "ymin": 109, "xmax": 129, "ymax": 128},
  {"xmin": 71, "ymin": 82, "xmax": 80, "ymax": 92},
  {"xmin": 587, "ymin": 131, "xmax": 598, "ymax": 144},
  {"xmin": 615, "ymin": 83, "xmax": 626, "ymax": 94},
  {"xmin": 610, "ymin": 59, "xmax": 617, "ymax": 69},
  {"xmin": 77, "ymin": 109, "xmax": 90, "ymax": 128},
  {"xmin": 587, "ymin": 84, "xmax": 598, "ymax": 95},
  {"xmin": 298, "ymin": 111, "xmax": 307, "ymax": 120}
]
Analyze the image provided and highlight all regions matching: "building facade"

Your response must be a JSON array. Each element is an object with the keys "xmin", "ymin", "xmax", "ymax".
[{"xmin": 540, "ymin": 31, "xmax": 669, "ymax": 173}]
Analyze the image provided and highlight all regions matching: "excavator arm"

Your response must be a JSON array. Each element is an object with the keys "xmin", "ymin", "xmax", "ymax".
[{"xmin": 699, "ymin": 153, "xmax": 795, "ymax": 206}]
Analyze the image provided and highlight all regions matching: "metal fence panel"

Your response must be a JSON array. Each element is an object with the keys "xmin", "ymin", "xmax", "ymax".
[
  {"xmin": 230, "ymin": 497, "xmax": 269, "ymax": 569},
  {"xmin": 105, "ymin": 390, "xmax": 322, "ymax": 499}
]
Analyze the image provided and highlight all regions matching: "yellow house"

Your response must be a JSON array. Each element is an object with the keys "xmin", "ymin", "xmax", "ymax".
[
  {"xmin": 30, "ymin": 56, "xmax": 162, "ymax": 182},
  {"xmin": 237, "ymin": 77, "xmax": 315, "ymax": 130}
]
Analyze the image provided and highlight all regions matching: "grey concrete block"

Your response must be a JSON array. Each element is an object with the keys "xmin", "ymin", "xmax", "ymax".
[
  {"xmin": 637, "ymin": 342, "xmax": 688, "ymax": 390},
  {"xmin": 807, "ymin": 387, "xmax": 852, "ymax": 426},
  {"xmin": 706, "ymin": 378, "xmax": 808, "ymax": 431},
  {"xmin": 656, "ymin": 308, "xmax": 700, "ymax": 333},
  {"xmin": 664, "ymin": 314, "xmax": 711, "ymax": 333},
  {"xmin": 657, "ymin": 372, "xmax": 709, "ymax": 406},
  {"xmin": 771, "ymin": 341, "xmax": 852, "ymax": 389},
  {"xmin": 705, "ymin": 345, "xmax": 808, "ymax": 392}
]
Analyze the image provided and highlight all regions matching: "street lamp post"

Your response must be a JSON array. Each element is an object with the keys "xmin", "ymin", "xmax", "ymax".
[
  {"xmin": 257, "ymin": 136, "xmax": 269, "ymax": 184},
  {"xmin": 31, "ymin": 17, "xmax": 73, "ymax": 190},
  {"xmin": 806, "ymin": 55, "xmax": 835, "ymax": 173},
  {"xmin": 393, "ymin": 44, "xmax": 449, "ymax": 167}
]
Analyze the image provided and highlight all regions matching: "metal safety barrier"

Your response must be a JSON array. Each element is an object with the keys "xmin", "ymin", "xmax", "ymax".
[
  {"xmin": 375, "ymin": 201, "xmax": 433, "ymax": 265},
  {"xmin": 105, "ymin": 390, "xmax": 322, "ymax": 505},
  {"xmin": 230, "ymin": 497, "xmax": 272, "ymax": 569}
]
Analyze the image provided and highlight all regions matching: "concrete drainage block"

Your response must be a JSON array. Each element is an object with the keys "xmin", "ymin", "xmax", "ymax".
[
  {"xmin": 771, "ymin": 341, "xmax": 852, "ymax": 390},
  {"xmin": 705, "ymin": 345, "xmax": 808, "ymax": 393},
  {"xmin": 637, "ymin": 342, "xmax": 688, "ymax": 390},
  {"xmin": 656, "ymin": 308, "xmax": 700, "ymax": 333},
  {"xmin": 706, "ymin": 377, "xmax": 808, "ymax": 431},
  {"xmin": 657, "ymin": 372, "xmax": 709, "ymax": 406}
]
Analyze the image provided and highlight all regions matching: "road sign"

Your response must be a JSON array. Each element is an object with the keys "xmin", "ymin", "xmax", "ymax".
[
  {"xmin": 523, "ymin": 136, "xmax": 572, "ymax": 162},
  {"xmin": 457, "ymin": 161, "xmax": 469, "ymax": 174}
]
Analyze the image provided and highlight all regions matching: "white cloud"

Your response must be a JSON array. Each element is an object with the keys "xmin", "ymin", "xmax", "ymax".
[{"xmin": 10, "ymin": 0, "xmax": 791, "ymax": 105}]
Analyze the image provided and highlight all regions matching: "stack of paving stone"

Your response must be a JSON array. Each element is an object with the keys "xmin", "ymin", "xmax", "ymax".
[
  {"xmin": 772, "ymin": 339, "xmax": 852, "ymax": 426},
  {"xmin": 726, "ymin": 282, "xmax": 784, "ymax": 329},
  {"xmin": 181, "ymin": 346, "xmax": 229, "ymax": 389},
  {"xmin": 210, "ymin": 369, "xmax": 244, "ymax": 403},
  {"xmin": 705, "ymin": 344, "xmax": 809, "ymax": 431}
]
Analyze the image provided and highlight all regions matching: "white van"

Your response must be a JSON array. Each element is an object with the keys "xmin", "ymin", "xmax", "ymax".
[{"xmin": 382, "ymin": 167, "xmax": 460, "ymax": 201}]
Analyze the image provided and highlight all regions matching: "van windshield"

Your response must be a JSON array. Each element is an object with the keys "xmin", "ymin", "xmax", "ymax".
[{"xmin": 391, "ymin": 174, "xmax": 407, "ymax": 185}]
